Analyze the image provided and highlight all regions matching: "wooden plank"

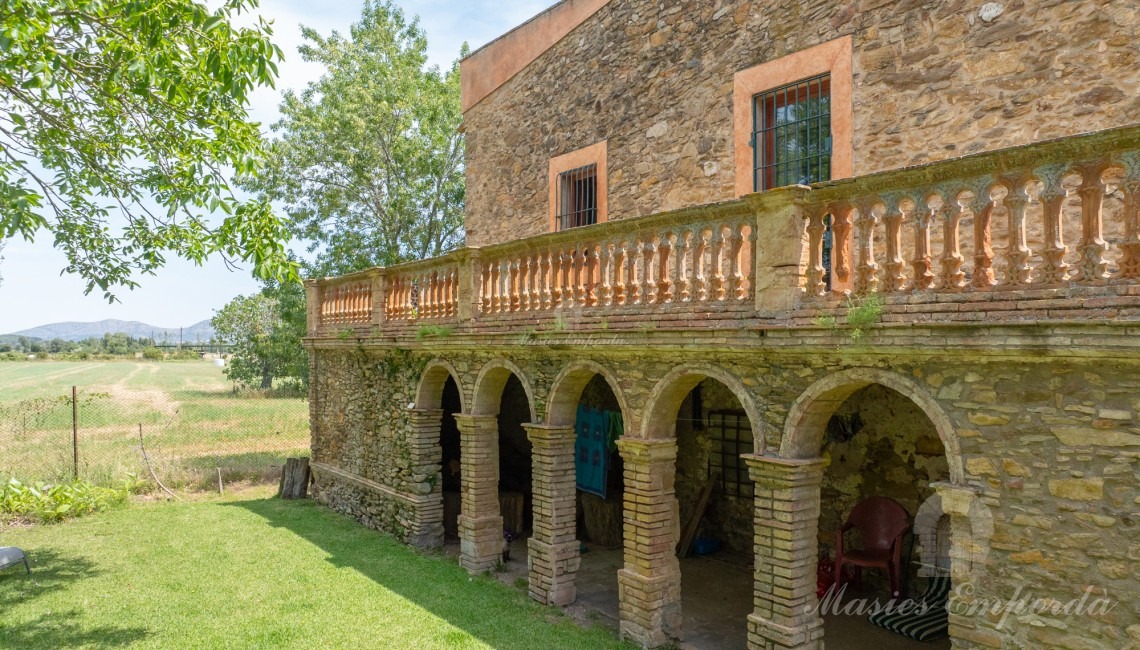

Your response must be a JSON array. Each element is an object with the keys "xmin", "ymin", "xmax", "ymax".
[{"xmin": 677, "ymin": 470, "xmax": 719, "ymax": 559}]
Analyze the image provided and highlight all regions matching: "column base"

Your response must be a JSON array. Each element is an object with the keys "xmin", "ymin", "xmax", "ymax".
[
  {"xmin": 747, "ymin": 613, "xmax": 824, "ymax": 650},
  {"xmin": 527, "ymin": 538, "xmax": 580, "ymax": 606},
  {"xmin": 459, "ymin": 514, "xmax": 503, "ymax": 574},
  {"xmin": 618, "ymin": 568, "xmax": 682, "ymax": 648}
]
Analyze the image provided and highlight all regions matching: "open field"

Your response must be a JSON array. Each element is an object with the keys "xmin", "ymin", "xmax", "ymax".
[
  {"xmin": 0, "ymin": 489, "xmax": 630, "ymax": 649},
  {"xmin": 0, "ymin": 361, "xmax": 308, "ymax": 486}
]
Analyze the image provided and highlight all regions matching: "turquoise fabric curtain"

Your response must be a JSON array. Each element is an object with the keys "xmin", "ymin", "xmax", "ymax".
[{"xmin": 575, "ymin": 405, "xmax": 620, "ymax": 498}]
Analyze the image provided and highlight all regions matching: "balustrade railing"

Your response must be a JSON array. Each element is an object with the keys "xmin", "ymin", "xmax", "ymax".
[
  {"xmin": 802, "ymin": 135, "xmax": 1140, "ymax": 300},
  {"xmin": 476, "ymin": 214, "xmax": 754, "ymax": 315},
  {"xmin": 307, "ymin": 127, "xmax": 1140, "ymax": 336},
  {"xmin": 318, "ymin": 277, "xmax": 372, "ymax": 327}
]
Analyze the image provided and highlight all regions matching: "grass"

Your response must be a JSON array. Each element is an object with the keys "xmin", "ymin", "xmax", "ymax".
[
  {"xmin": 0, "ymin": 361, "xmax": 308, "ymax": 487},
  {"xmin": 0, "ymin": 489, "xmax": 632, "ymax": 649}
]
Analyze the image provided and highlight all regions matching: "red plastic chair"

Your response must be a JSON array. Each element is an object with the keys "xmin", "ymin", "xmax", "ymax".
[{"xmin": 834, "ymin": 497, "xmax": 910, "ymax": 597}]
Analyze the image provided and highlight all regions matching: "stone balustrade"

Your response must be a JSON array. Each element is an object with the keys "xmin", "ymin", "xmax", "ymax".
[{"xmin": 305, "ymin": 126, "xmax": 1140, "ymax": 337}]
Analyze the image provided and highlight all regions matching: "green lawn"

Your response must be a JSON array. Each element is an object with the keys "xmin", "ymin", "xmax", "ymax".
[
  {"xmin": 0, "ymin": 362, "xmax": 308, "ymax": 485},
  {"xmin": 0, "ymin": 490, "xmax": 631, "ymax": 649}
]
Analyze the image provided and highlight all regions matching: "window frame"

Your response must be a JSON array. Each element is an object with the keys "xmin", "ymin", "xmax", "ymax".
[
  {"xmin": 733, "ymin": 36, "xmax": 853, "ymax": 198},
  {"xmin": 549, "ymin": 141, "xmax": 608, "ymax": 233}
]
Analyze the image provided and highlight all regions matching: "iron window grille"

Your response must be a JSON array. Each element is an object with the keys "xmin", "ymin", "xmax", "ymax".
[
  {"xmin": 752, "ymin": 73, "xmax": 832, "ymax": 192},
  {"xmin": 707, "ymin": 410, "xmax": 754, "ymax": 498},
  {"xmin": 555, "ymin": 164, "xmax": 598, "ymax": 231}
]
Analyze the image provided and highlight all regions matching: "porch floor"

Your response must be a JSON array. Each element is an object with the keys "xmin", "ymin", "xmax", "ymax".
[{"xmin": 447, "ymin": 540, "xmax": 950, "ymax": 650}]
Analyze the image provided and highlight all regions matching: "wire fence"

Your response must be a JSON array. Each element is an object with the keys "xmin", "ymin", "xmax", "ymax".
[{"xmin": 0, "ymin": 380, "xmax": 310, "ymax": 490}]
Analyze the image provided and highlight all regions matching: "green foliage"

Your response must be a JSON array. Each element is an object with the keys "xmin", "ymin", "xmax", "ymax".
[
  {"xmin": 0, "ymin": 0, "xmax": 297, "ymax": 299},
  {"xmin": 415, "ymin": 325, "xmax": 453, "ymax": 340},
  {"xmin": 212, "ymin": 282, "xmax": 308, "ymax": 390},
  {"xmin": 142, "ymin": 347, "xmax": 164, "ymax": 360},
  {"xmin": 814, "ymin": 294, "xmax": 884, "ymax": 343},
  {"xmin": 0, "ymin": 477, "xmax": 132, "ymax": 524},
  {"xmin": 244, "ymin": 0, "xmax": 466, "ymax": 275}
]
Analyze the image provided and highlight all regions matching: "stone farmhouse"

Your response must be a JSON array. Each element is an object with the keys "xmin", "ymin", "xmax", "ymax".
[{"xmin": 303, "ymin": 1, "xmax": 1139, "ymax": 648}]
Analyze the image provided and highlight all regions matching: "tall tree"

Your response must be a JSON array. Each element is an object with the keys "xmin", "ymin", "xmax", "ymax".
[
  {"xmin": 0, "ymin": 0, "xmax": 296, "ymax": 299},
  {"xmin": 246, "ymin": 0, "xmax": 466, "ymax": 276}
]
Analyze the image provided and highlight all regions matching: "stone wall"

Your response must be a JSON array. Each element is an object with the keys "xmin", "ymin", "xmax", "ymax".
[
  {"xmin": 464, "ymin": 0, "xmax": 1140, "ymax": 247},
  {"xmin": 307, "ymin": 337, "xmax": 1139, "ymax": 647}
]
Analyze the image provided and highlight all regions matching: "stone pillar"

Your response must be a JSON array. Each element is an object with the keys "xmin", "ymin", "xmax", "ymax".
[
  {"xmin": 406, "ymin": 409, "xmax": 445, "ymax": 549},
  {"xmin": 745, "ymin": 455, "xmax": 825, "ymax": 650},
  {"xmin": 933, "ymin": 481, "xmax": 991, "ymax": 647},
  {"xmin": 454, "ymin": 414, "xmax": 502, "ymax": 573},
  {"xmin": 524, "ymin": 423, "xmax": 580, "ymax": 606},
  {"xmin": 616, "ymin": 437, "xmax": 682, "ymax": 648}
]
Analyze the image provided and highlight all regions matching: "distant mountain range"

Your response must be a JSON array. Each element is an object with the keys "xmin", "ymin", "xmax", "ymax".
[{"xmin": 5, "ymin": 319, "xmax": 215, "ymax": 343}]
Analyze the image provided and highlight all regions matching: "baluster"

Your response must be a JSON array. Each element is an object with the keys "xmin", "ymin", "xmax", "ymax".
[
  {"xmin": 678, "ymin": 231, "xmax": 693, "ymax": 302},
  {"xmin": 357, "ymin": 284, "xmax": 367, "ymax": 322},
  {"xmin": 506, "ymin": 258, "xmax": 517, "ymax": 312},
  {"xmin": 518, "ymin": 256, "xmax": 530, "ymax": 312},
  {"xmin": 478, "ymin": 264, "xmax": 489, "ymax": 314},
  {"xmin": 488, "ymin": 261, "xmax": 500, "ymax": 313},
  {"xmin": 881, "ymin": 196, "xmax": 906, "ymax": 293},
  {"xmin": 575, "ymin": 247, "xmax": 587, "ymax": 307},
  {"xmin": 551, "ymin": 251, "xmax": 563, "ymax": 309},
  {"xmin": 1117, "ymin": 153, "xmax": 1140, "ymax": 280},
  {"xmin": 659, "ymin": 233, "xmax": 675, "ymax": 304},
  {"xmin": 486, "ymin": 262, "xmax": 497, "ymax": 313},
  {"xmin": 600, "ymin": 242, "xmax": 614, "ymax": 307},
  {"xmin": 938, "ymin": 188, "xmax": 966, "ymax": 291},
  {"xmin": 441, "ymin": 270, "xmax": 451, "ymax": 317},
  {"xmin": 728, "ymin": 225, "xmax": 746, "ymax": 301},
  {"xmin": 558, "ymin": 250, "xmax": 571, "ymax": 309},
  {"xmin": 434, "ymin": 271, "xmax": 444, "ymax": 318},
  {"xmin": 529, "ymin": 254, "xmax": 541, "ymax": 310},
  {"xmin": 451, "ymin": 267, "xmax": 460, "ymax": 317},
  {"xmin": 625, "ymin": 241, "xmax": 639, "ymax": 305},
  {"xmin": 1037, "ymin": 165, "xmax": 1071, "ymax": 284},
  {"xmin": 970, "ymin": 182, "xmax": 997, "ymax": 289},
  {"xmin": 540, "ymin": 251, "xmax": 553, "ymax": 310},
  {"xmin": 831, "ymin": 205, "xmax": 854, "ymax": 294},
  {"xmin": 614, "ymin": 242, "xmax": 628, "ymax": 306},
  {"xmin": 695, "ymin": 228, "xmax": 711, "ymax": 302},
  {"xmin": 503, "ymin": 259, "xmax": 515, "ymax": 312},
  {"xmin": 711, "ymin": 226, "xmax": 727, "ymax": 301},
  {"xmin": 804, "ymin": 209, "xmax": 826, "ymax": 297},
  {"xmin": 645, "ymin": 239, "xmax": 659, "ymax": 304},
  {"xmin": 1001, "ymin": 179, "xmax": 1033, "ymax": 286},
  {"xmin": 854, "ymin": 203, "xmax": 880, "ymax": 295},
  {"xmin": 911, "ymin": 198, "xmax": 936, "ymax": 291},
  {"xmin": 379, "ymin": 282, "xmax": 388, "ymax": 321},
  {"xmin": 1075, "ymin": 165, "xmax": 1108, "ymax": 282},
  {"xmin": 586, "ymin": 245, "xmax": 599, "ymax": 307}
]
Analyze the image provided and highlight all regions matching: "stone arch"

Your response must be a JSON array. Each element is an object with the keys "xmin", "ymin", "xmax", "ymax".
[
  {"xmin": 415, "ymin": 359, "xmax": 466, "ymax": 412},
  {"xmin": 546, "ymin": 360, "xmax": 630, "ymax": 430},
  {"xmin": 640, "ymin": 363, "xmax": 765, "ymax": 452},
  {"xmin": 780, "ymin": 367, "xmax": 964, "ymax": 484},
  {"xmin": 471, "ymin": 358, "xmax": 538, "ymax": 419}
]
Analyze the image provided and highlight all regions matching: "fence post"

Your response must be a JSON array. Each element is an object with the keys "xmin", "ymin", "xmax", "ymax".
[{"xmin": 72, "ymin": 385, "xmax": 79, "ymax": 480}]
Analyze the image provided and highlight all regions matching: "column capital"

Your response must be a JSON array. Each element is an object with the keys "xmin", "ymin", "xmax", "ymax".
[
  {"xmin": 616, "ymin": 436, "xmax": 677, "ymax": 462},
  {"xmin": 743, "ymin": 454, "xmax": 826, "ymax": 487},
  {"xmin": 523, "ymin": 422, "xmax": 575, "ymax": 445},
  {"xmin": 932, "ymin": 481, "xmax": 980, "ymax": 517},
  {"xmin": 453, "ymin": 413, "xmax": 497, "ymax": 432}
]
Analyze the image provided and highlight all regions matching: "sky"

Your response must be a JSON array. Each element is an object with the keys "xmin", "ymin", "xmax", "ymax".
[{"xmin": 0, "ymin": 0, "xmax": 554, "ymax": 334}]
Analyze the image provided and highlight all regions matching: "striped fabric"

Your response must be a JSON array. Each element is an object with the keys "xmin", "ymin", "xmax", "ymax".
[{"xmin": 867, "ymin": 576, "xmax": 952, "ymax": 642}]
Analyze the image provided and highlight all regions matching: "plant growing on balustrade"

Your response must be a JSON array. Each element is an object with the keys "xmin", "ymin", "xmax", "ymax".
[
  {"xmin": 815, "ymin": 294, "xmax": 883, "ymax": 344},
  {"xmin": 415, "ymin": 325, "xmax": 454, "ymax": 340}
]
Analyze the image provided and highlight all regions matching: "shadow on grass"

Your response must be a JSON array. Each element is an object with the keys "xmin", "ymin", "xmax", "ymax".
[
  {"xmin": 228, "ymin": 498, "xmax": 624, "ymax": 650},
  {"xmin": 0, "ymin": 550, "xmax": 148, "ymax": 648}
]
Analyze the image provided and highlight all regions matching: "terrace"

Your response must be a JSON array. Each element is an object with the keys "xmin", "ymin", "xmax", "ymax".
[{"xmin": 306, "ymin": 125, "xmax": 1140, "ymax": 338}]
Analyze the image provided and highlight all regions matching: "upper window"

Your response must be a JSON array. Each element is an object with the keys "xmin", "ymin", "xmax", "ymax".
[
  {"xmin": 732, "ymin": 36, "xmax": 853, "ymax": 198},
  {"xmin": 548, "ymin": 140, "xmax": 607, "ymax": 232},
  {"xmin": 556, "ymin": 164, "xmax": 598, "ymax": 231},
  {"xmin": 752, "ymin": 74, "xmax": 832, "ymax": 191}
]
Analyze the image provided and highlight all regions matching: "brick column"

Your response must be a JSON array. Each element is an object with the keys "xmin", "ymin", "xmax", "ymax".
[
  {"xmin": 745, "ymin": 455, "xmax": 825, "ymax": 650},
  {"xmin": 406, "ymin": 409, "xmax": 445, "ymax": 549},
  {"xmin": 454, "ymin": 414, "xmax": 502, "ymax": 573},
  {"xmin": 524, "ymin": 423, "xmax": 580, "ymax": 606},
  {"xmin": 616, "ymin": 437, "xmax": 682, "ymax": 648}
]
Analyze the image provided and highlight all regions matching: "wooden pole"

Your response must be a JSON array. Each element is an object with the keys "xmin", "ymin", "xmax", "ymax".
[
  {"xmin": 72, "ymin": 385, "xmax": 78, "ymax": 480},
  {"xmin": 216, "ymin": 467, "xmax": 224, "ymax": 495}
]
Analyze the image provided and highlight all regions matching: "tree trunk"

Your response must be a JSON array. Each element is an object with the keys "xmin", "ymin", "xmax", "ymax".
[{"xmin": 279, "ymin": 457, "xmax": 310, "ymax": 499}]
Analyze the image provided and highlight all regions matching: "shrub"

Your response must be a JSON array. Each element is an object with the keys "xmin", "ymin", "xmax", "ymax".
[
  {"xmin": 0, "ymin": 477, "xmax": 136, "ymax": 524},
  {"xmin": 142, "ymin": 347, "xmax": 164, "ymax": 360}
]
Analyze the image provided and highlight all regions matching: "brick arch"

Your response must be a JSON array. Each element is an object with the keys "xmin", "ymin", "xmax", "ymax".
[
  {"xmin": 780, "ymin": 367, "xmax": 964, "ymax": 484},
  {"xmin": 545, "ymin": 360, "xmax": 630, "ymax": 430},
  {"xmin": 639, "ymin": 363, "xmax": 765, "ymax": 452},
  {"xmin": 471, "ymin": 358, "xmax": 538, "ymax": 419},
  {"xmin": 414, "ymin": 359, "xmax": 466, "ymax": 412}
]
